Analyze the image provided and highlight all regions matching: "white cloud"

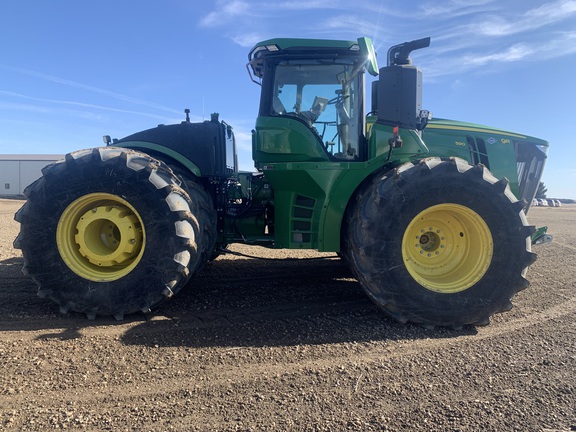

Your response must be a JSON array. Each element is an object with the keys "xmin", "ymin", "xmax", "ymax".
[
  {"xmin": 526, "ymin": 0, "xmax": 576, "ymax": 21},
  {"xmin": 199, "ymin": 0, "xmax": 252, "ymax": 27},
  {"xmin": 474, "ymin": 0, "xmax": 576, "ymax": 36},
  {"xmin": 271, "ymin": 0, "xmax": 346, "ymax": 10},
  {"xmin": 464, "ymin": 43, "xmax": 534, "ymax": 66},
  {"xmin": 420, "ymin": 0, "xmax": 498, "ymax": 18},
  {"xmin": 0, "ymin": 90, "xmax": 178, "ymax": 122},
  {"xmin": 537, "ymin": 31, "xmax": 576, "ymax": 59},
  {"xmin": 466, "ymin": 31, "xmax": 576, "ymax": 67},
  {"xmin": 0, "ymin": 65, "xmax": 181, "ymax": 115},
  {"xmin": 196, "ymin": 0, "xmax": 576, "ymax": 79},
  {"xmin": 0, "ymin": 101, "xmax": 51, "ymax": 114},
  {"xmin": 322, "ymin": 14, "xmax": 382, "ymax": 37},
  {"xmin": 232, "ymin": 32, "xmax": 266, "ymax": 48},
  {"xmin": 198, "ymin": 0, "xmax": 392, "ymax": 46},
  {"xmin": 423, "ymin": 30, "xmax": 576, "ymax": 78}
]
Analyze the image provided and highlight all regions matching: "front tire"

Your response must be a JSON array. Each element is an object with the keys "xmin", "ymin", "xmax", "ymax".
[
  {"xmin": 14, "ymin": 147, "xmax": 203, "ymax": 319},
  {"xmin": 343, "ymin": 157, "xmax": 537, "ymax": 328}
]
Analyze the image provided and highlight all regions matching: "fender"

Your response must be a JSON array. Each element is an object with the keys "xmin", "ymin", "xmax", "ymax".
[{"xmin": 117, "ymin": 140, "xmax": 202, "ymax": 177}]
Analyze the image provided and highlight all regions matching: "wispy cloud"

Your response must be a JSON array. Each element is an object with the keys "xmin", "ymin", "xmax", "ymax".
[
  {"xmin": 0, "ymin": 90, "xmax": 178, "ymax": 122},
  {"xmin": 321, "ymin": 14, "xmax": 387, "ymax": 39},
  {"xmin": 423, "ymin": 30, "xmax": 576, "ymax": 78},
  {"xmin": 0, "ymin": 65, "xmax": 181, "ymax": 115},
  {"xmin": 411, "ymin": 0, "xmax": 576, "ymax": 77},
  {"xmin": 473, "ymin": 0, "xmax": 576, "ymax": 36},
  {"xmin": 232, "ymin": 33, "xmax": 266, "ymax": 48},
  {"xmin": 535, "ymin": 30, "xmax": 576, "ymax": 59},
  {"xmin": 0, "ymin": 101, "xmax": 51, "ymax": 115},
  {"xmin": 199, "ymin": 0, "xmax": 252, "ymax": 27},
  {"xmin": 200, "ymin": 0, "xmax": 349, "ymax": 28},
  {"xmin": 277, "ymin": 0, "xmax": 344, "ymax": 9},
  {"xmin": 419, "ymin": 0, "xmax": 499, "ymax": 18},
  {"xmin": 476, "ymin": 30, "xmax": 576, "ymax": 65},
  {"xmin": 197, "ymin": 0, "xmax": 576, "ymax": 80},
  {"xmin": 197, "ymin": 0, "xmax": 380, "ymax": 45},
  {"xmin": 463, "ymin": 43, "xmax": 535, "ymax": 66}
]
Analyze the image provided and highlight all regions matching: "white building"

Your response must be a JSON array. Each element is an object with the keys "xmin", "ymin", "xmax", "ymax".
[{"xmin": 0, "ymin": 155, "xmax": 64, "ymax": 196}]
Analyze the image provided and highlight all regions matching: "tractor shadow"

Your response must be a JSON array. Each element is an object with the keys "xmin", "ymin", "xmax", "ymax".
[
  {"xmin": 120, "ymin": 255, "xmax": 477, "ymax": 348},
  {"xmin": 0, "ymin": 256, "xmax": 147, "ymax": 339},
  {"xmin": 0, "ymin": 255, "xmax": 477, "ymax": 346}
]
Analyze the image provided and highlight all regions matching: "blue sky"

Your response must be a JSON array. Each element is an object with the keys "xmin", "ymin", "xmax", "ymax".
[{"xmin": 1, "ymin": 0, "xmax": 575, "ymax": 198}]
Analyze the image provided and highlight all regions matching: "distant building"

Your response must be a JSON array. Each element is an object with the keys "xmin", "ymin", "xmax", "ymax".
[{"xmin": 0, "ymin": 155, "xmax": 64, "ymax": 196}]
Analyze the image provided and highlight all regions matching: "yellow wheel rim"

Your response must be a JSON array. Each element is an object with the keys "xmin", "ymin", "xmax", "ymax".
[
  {"xmin": 56, "ymin": 193, "xmax": 145, "ymax": 282},
  {"xmin": 402, "ymin": 204, "xmax": 493, "ymax": 293}
]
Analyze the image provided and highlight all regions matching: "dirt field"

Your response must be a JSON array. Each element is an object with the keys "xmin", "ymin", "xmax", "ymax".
[{"xmin": 0, "ymin": 198, "xmax": 574, "ymax": 431}]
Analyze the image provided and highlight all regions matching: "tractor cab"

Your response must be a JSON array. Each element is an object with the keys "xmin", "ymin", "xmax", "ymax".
[{"xmin": 247, "ymin": 38, "xmax": 378, "ymax": 165}]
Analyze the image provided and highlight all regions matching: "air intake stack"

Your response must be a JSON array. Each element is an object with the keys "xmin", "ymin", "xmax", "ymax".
[{"xmin": 376, "ymin": 37, "xmax": 431, "ymax": 131}]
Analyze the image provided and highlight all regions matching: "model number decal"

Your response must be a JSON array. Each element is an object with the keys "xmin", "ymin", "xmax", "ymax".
[{"xmin": 455, "ymin": 141, "xmax": 466, "ymax": 146}]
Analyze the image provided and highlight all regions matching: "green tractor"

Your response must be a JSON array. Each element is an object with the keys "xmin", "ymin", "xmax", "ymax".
[{"xmin": 14, "ymin": 37, "xmax": 549, "ymax": 327}]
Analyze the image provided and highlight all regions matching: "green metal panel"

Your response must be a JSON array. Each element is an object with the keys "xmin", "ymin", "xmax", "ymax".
[
  {"xmin": 257, "ymin": 162, "xmax": 402, "ymax": 251},
  {"xmin": 253, "ymin": 117, "xmax": 330, "ymax": 163},
  {"xmin": 423, "ymin": 119, "xmax": 549, "ymax": 198},
  {"xmin": 367, "ymin": 123, "xmax": 429, "ymax": 159},
  {"xmin": 424, "ymin": 124, "xmax": 517, "ymax": 178}
]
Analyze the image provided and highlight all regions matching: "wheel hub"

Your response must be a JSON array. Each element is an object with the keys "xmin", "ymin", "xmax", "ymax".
[
  {"xmin": 75, "ymin": 205, "xmax": 142, "ymax": 267},
  {"xmin": 402, "ymin": 203, "xmax": 493, "ymax": 293},
  {"xmin": 417, "ymin": 230, "xmax": 441, "ymax": 254},
  {"xmin": 56, "ymin": 193, "xmax": 145, "ymax": 282}
]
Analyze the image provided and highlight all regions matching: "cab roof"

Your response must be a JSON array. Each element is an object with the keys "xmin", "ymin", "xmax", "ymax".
[
  {"xmin": 248, "ymin": 38, "xmax": 375, "ymax": 79},
  {"xmin": 248, "ymin": 38, "xmax": 361, "ymax": 60}
]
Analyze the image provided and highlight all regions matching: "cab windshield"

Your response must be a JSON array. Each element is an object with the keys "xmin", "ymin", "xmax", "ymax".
[{"xmin": 267, "ymin": 58, "xmax": 364, "ymax": 159}]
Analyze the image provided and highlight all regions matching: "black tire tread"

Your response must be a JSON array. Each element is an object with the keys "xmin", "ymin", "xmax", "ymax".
[
  {"xmin": 343, "ymin": 157, "xmax": 537, "ymax": 328},
  {"xmin": 175, "ymin": 174, "xmax": 217, "ymax": 272},
  {"xmin": 14, "ymin": 147, "xmax": 203, "ymax": 319}
]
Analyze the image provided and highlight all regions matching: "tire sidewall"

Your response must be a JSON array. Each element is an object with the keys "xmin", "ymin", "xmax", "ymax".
[
  {"xmin": 350, "ymin": 160, "xmax": 529, "ymax": 325},
  {"xmin": 21, "ymin": 149, "xmax": 194, "ymax": 315}
]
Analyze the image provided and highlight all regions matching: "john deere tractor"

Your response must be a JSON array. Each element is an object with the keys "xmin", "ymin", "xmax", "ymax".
[{"xmin": 14, "ymin": 37, "xmax": 549, "ymax": 327}]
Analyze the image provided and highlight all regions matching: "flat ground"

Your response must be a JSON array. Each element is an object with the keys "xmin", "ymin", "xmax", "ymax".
[{"xmin": 0, "ymin": 199, "xmax": 574, "ymax": 431}]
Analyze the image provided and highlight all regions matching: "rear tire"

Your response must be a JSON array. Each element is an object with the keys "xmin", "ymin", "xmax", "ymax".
[
  {"xmin": 14, "ymin": 147, "xmax": 203, "ymax": 319},
  {"xmin": 168, "ymin": 166, "xmax": 217, "ymax": 271},
  {"xmin": 343, "ymin": 157, "xmax": 537, "ymax": 328}
]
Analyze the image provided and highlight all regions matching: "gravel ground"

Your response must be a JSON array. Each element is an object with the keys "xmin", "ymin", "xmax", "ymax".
[{"xmin": 0, "ymin": 198, "xmax": 574, "ymax": 431}]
